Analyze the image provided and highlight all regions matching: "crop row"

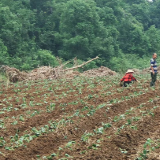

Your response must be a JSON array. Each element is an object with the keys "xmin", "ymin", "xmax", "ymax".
[
  {"xmin": 1, "ymin": 86, "xmax": 154, "ymax": 150},
  {"xmin": 42, "ymin": 98, "xmax": 160, "ymax": 160},
  {"xmin": 2, "ymin": 86, "xmax": 159, "ymax": 159}
]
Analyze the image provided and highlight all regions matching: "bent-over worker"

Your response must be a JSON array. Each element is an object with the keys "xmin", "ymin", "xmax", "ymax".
[{"xmin": 120, "ymin": 69, "xmax": 137, "ymax": 87}]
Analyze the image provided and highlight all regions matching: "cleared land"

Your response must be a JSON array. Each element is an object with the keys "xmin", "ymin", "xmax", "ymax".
[{"xmin": 0, "ymin": 74, "xmax": 160, "ymax": 160}]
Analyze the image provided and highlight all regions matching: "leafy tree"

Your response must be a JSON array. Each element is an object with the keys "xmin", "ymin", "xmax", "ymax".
[
  {"xmin": 149, "ymin": 0, "xmax": 160, "ymax": 28},
  {"xmin": 124, "ymin": 1, "xmax": 151, "ymax": 30},
  {"xmin": 0, "ymin": 0, "xmax": 160, "ymax": 71},
  {"xmin": 117, "ymin": 15, "xmax": 150, "ymax": 57},
  {"xmin": 146, "ymin": 25, "xmax": 160, "ymax": 53},
  {"xmin": 59, "ymin": 0, "xmax": 119, "ymax": 66},
  {"xmin": 0, "ymin": 39, "xmax": 9, "ymax": 65},
  {"xmin": 36, "ymin": 49, "xmax": 58, "ymax": 67}
]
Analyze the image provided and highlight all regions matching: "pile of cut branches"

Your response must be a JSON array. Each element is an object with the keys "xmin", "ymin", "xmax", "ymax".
[
  {"xmin": 81, "ymin": 66, "xmax": 116, "ymax": 77},
  {"xmin": 0, "ymin": 57, "xmax": 99, "ymax": 82},
  {"xmin": 0, "ymin": 65, "xmax": 28, "ymax": 82}
]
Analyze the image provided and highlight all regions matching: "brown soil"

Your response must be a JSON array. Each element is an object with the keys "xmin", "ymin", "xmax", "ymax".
[{"xmin": 0, "ymin": 75, "xmax": 159, "ymax": 160}]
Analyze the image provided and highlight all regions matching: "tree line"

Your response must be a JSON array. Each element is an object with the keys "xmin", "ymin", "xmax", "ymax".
[{"xmin": 0, "ymin": 0, "xmax": 160, "ymax": 72}]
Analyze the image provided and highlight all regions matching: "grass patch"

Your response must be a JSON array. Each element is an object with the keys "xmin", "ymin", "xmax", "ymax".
[{"xmin": 0, "ymin": 72, "xmax": 8, "ymax": 84}]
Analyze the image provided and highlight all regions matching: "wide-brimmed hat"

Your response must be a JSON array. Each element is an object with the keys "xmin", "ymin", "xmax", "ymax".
[{"xmin": 126, "ymin": 69, "xmax": 134, "ymax": 73}]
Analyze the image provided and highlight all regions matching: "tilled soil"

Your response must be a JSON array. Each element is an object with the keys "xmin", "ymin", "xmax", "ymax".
[{"xmin": 0, "ymin": 76, "xmax": 159, "ymax": 160}]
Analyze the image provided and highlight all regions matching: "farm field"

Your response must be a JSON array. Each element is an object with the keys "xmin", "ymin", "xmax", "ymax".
[{"xmin": 0, "ymin": 74, "xmax": 160, "ymax": 160}]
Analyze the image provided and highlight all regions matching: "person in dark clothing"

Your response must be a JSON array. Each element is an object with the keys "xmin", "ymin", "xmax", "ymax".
[
  {"xmin": 150, "ymin": 53, "xmax": 158, "ymax": 87},
  {"xmin": 120, "ymin": 69, "xmax": 137, "ymax": 87}
]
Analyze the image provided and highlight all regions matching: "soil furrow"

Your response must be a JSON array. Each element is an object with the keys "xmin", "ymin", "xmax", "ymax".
[{"xmin": 3, "ymin": 89, "xmax": 159, "ymax": 160}]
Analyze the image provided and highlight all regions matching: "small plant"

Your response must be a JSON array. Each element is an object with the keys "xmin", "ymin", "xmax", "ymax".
[
  {"xmin": 120, "ymin": 148, "xmax": 128, "ymax": 154},
  {"xmin": 102, "ymin": 122, "xmax": 112, "ymax": 129},
  {"xmin": 65, "ymin": 141, "xmax": 75, "ymax": 148},
  {"xmin": 136, "ymin": 138, "xmax": 153, "ymax": 160},
  {"xmin": 0, "ymin": 137, "xmax": 5, "ymax": 147},
  {"xmin": 88, "ymin": 143, "xmax": 100, "ymax": 150},
  {"xmin": 94, "ymin": 127, "xmax": 104, "ymax": 134},
  {"xmin": 46, "ymin": 103, "xmax": 55, "ymax": 112},
  {"xmin": 81, "ymin": 132, "xmax": 94, "ymax": 142}
]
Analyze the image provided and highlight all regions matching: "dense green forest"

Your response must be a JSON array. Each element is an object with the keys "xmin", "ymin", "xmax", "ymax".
[{"xmin": 0, "ymin": 0, "xmax": 160, "ymax": 71}]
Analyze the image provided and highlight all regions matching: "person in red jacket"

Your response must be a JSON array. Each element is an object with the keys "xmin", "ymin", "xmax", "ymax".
[{"xmin": 120, "ymin": 69, "xmax": 137, "ymax": 87}]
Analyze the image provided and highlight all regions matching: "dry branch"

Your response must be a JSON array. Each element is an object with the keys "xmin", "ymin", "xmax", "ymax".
[
  {"xmin": 64, "ymin": 56, "xmax": 99, "ymax": 71},
  {"xmin": 59, "ymin": 61, "xmax": 71, "ymax": 69}
]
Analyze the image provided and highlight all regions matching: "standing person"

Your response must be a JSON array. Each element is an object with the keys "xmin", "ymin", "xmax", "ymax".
[
  {"xmin": 120, "ymin": 69, "xmax": 137, "ymax": 87},
  {"xmin": 150, "ymin": 53, "xmax": 158, "ymax": 87}
]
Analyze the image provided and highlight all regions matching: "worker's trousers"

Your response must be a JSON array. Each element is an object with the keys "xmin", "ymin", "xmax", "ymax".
[
  {"xmin": 123, "ymin": 81, "xmax": 132, "ymax": 87},
  {"xmin": 150, "ymin": 72, "xmax": 157, "ymax": 87}
]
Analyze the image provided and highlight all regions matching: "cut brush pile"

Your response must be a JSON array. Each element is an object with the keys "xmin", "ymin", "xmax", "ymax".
[{"xmin": 0, "ymin": 57, "xmax": 106, "ymax": 82}]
